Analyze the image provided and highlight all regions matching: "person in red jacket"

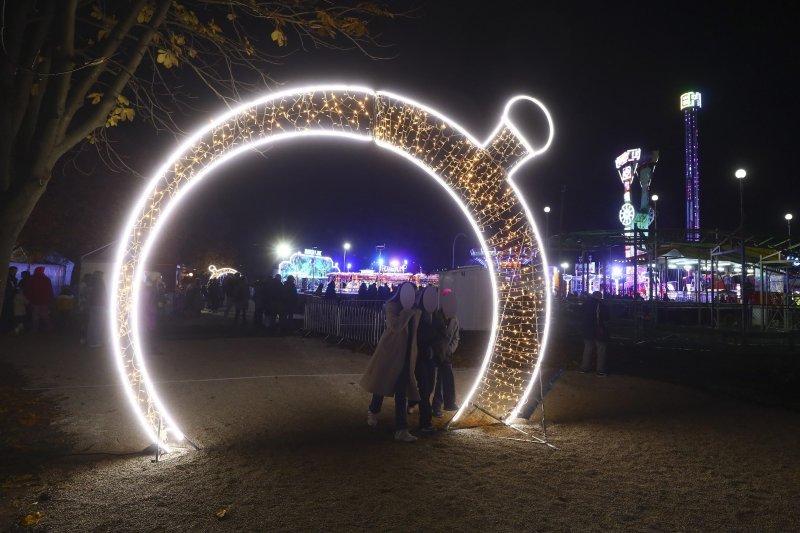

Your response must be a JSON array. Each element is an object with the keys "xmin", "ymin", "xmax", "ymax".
[{"xmin": 23, "ymin": 266, "xmax": 54, "ymax": 332}]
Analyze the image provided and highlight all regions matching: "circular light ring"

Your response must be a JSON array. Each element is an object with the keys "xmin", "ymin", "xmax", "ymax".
[{"xmin": 110, "ymin": 86, "xmax": 553, "ymax": 447}]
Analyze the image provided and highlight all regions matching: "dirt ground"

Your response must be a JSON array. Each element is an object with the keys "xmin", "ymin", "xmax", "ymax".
[{"xmin": 2, "ymin": 316, "xmax": 800, "ymax": 532}]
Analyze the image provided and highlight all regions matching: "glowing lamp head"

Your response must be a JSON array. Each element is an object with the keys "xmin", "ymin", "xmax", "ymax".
[
  {"xmin": 346, "ymin": 263, "xmax": 352, "ymax": 270},
  {"xmin": 560, "ymin": 262, "xmax": 569, "ymax": 269},
  {"xmin": 276, "ymin": 242, "xmax": 292, "ymax": 259},
  {"xmin": 651, "ymin": 194, "xmax": 659, "ymax": 202},
  {"xmin": 377, "ymin": 258, "xmax": 384, "ymax": 266},
  {"xmin": 544, "ymin": 206, "xmax": 551, "ymax": 213},
  {"xmin": 735, "ymin": 169, "xmax": 746, "ymax": 180},
  {"xmin": 786, "ymin": 214, "xmax": 793, "ymax": 221},
  {"xmin": 344, "ymin": 242, "xmax": 351, "ymax": 250},
  {"xmin": 403, "ymin": 259, "xmax": 408, "ymax": 265}
]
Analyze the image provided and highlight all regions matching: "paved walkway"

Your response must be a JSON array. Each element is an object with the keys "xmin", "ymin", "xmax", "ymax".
[{"xmin": 4, "ymin": 321, "xmax": 478, "ymax": 454}]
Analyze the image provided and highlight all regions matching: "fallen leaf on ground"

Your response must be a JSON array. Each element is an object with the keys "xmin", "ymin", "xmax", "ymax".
[{"xmin": 20, "ymin": 511, "xmax": 44, "ymax": 526}]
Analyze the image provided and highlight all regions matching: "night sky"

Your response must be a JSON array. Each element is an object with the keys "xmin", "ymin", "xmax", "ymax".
[{"xmin": 150, "ymin": 2, "xmax": 798, "ymax": 274}]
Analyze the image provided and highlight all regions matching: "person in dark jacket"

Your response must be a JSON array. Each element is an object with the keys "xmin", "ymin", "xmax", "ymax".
[
  {"xmin": 24, "ymin": 266, "xmax": 54, "ymax": 332},
  {"xmin": 580, "ymin": 291, "xmax": 610, "ymax": 376},
  {"xmin": 233, "ymin": 275, "xmax": 249, "ymax": 325},
  {"xmin": 2, "ymin": 266, "xmax": 18, "ymax": 331},
  {"xmin": 432, "ymin": 289, "xmax": 460, "ymax": 416},
  {"xmin": 357, "ymin": 282, "xmax": 368, "ymax": 300},
  {"xmin": 87, "ymin": 270, "xmax": 107, "ymax": 347},
  {"xmin": 367, "ymin": 282, "xmax": 378, "ymax": 300},
  {"xmin": 281, "ymin": 275, "xmax": 298, "ymax": 334},
  {"xmin": 412, "ymin": 286, "xmax": 440, "ymax": 433},
  {"xmin": 324, "ymin": 280, "xmax": 337, "ymax": 299},
  {"xmin": 265, "ymin": 275, "xmax": 283, "ymax": 332}
]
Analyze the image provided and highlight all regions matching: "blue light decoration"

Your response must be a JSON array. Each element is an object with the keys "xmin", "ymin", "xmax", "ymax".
[
  {"xmin": 468, "ymin": 247, "xmax": 536, "ymax": 270},
  {"xmin": 681, "ymin": 91, "xmax": 702, "ymax": 242},
  {"xmin": 278, "ymin": 248, "xmax": 340, "ymax": 289}
]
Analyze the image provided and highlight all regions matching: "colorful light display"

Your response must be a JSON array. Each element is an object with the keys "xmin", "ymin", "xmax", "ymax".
[
  {"xmin": 682, "ymin": 91, "xmax": 702, "ymax": 241},
  {"xmin": 278, "ymin": 250, "xmax": 339, "ymax": 287},
  {"xmin": 615, "ymin": 149, "xmax": 658, "ymax": 257},
  {"xmin": 110, "ymin": 85, "xmax": 553, "ymax": 448}
]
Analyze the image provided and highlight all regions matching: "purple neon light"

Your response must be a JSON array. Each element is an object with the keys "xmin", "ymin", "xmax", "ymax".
[{"xmin": 684, "ymin": 106, "xmax": 700, "ymax": 241}]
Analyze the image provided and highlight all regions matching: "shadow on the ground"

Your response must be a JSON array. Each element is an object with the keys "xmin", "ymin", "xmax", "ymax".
[{"xmin": 0, "ymin": 359, "xmax": 74, "ymax": 527}]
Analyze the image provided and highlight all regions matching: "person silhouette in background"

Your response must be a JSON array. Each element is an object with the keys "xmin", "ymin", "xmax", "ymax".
[
  {"xmin": 281, "ymin": 275, "xmax": 298, "ymax": 334},
  {"xmin": 265, "ymin": 274, "xmax": 283, "ymax": 333},
  {"xmin": 580, "ymin": 290, "xmax": 610, "ymax": 376},
  {"xmin": 24, "ymin": 266, "xmax": 54, "ymax": 333},
  {"xmin": 367, "ymin": 282, "xmax": 378, "ymax": 300},
  {"xmin": 2, "ymin": 266, "xmax": 18, "ymax": 331},
  {"xmin": 324, "ymin": 280, "xmax": 337, "ymax": 299},
  {"xmin": 233, "ymin": 275, "xmax": 249, "ymax": 325},
  {"xmin": 86, "ymin": 271, "xmax": 107, "ymax": 347},
  {"xmin": 377, "ymin": 283, "xmax": 390, "ymax": 300}
]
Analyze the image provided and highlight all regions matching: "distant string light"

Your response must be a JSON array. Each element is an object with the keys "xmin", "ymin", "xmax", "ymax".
[{"xmin": 110, "ymin": 85, "xmax": 554, "ymax": 448}]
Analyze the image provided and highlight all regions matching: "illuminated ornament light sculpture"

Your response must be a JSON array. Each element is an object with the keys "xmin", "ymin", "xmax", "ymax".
[
  {"xmin": 111, "ymin": 85, "xmax": 554, "ymax": 448},
  {"xmin": 207, "ymin": 265, "xmax": 238, "ymax": 280}
]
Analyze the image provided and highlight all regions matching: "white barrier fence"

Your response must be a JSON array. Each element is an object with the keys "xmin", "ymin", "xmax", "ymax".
[{"xmin": 304, "ymin": 298, "xmax": 386, "ymax": 346}]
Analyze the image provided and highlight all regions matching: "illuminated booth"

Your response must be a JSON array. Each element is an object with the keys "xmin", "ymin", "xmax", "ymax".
[{"xmin": 279, "ymin": 248, "xmax": 339, "ymax": 291}]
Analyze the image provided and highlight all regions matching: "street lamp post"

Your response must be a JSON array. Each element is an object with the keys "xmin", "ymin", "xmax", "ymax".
[
  {"xmin": 650, "ymin": 194, "xmax": 659, "ymax": 300},
  {"xmin": 343, "ymin": 242, "xmax": 351, "ymax": 273},
  {"xmin": 452, "ymin": 232, "xmax": 466, "ymax": 270},
  {"xmin": 560, "ymin": 262, "xmax": 569, "ymax": 298},
  {"xmin": 786, "ymin": 213, "xmax": 793, "ymax": 245},
  {"xmin": 543, "ymin": 206, "xmax": 551, "ymax": 255},
  {"xmin": 735, "ymin": 169, "xmax": 747, "ymax": 338}
]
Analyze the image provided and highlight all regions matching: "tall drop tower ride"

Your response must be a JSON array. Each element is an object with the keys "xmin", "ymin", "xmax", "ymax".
[{"xmin": 681, "ymin": 91, "xmax": 702, "ymax": 241}]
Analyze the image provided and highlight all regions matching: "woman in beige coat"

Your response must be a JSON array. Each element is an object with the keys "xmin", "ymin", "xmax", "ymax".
[{"xmin": 360, "ymin": 282, "xmax": 422, "ymax": 442}]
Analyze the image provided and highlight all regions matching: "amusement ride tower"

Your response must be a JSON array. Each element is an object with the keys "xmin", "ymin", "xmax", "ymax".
[
  {"xmin": 616, "ymin": 149, "xmax": 659, "ymax": 255},
  {"xmin": 681, "ymin": 91, "xmax": 702, "ymax": 241},
  {"xmin": 615, "ymin": 148, "xmax": 659, "ymax": 296}
]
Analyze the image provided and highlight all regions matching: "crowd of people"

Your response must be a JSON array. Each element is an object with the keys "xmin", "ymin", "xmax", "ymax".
[
  {"xmin": 359, "ymin": 282, "xmax": 461, "ymax": 442},
  {"xmin": 182, "ymin": 273, "xmax": 300, "ymax": 334},
  {"xmin": 2, "ymin": 267, "xmax": 108, "ymax": 347}
]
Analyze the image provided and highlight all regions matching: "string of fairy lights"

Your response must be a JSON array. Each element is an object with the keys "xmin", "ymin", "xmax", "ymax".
[{"xmin": 112, "ymin": 87, "xmax": 550, "ymax": 448}]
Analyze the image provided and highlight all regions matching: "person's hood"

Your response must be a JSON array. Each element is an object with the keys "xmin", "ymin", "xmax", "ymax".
[{"xmin": 34, "ymin": 266, "xmax": 45, "ymax": 275}]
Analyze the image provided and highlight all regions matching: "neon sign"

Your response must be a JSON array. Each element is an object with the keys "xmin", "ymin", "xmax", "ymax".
[
  {"xmin": 615, "ymin": 148, "xmax": 641, "ymax": 169},
  {"xmin": 680, "ymin": 91, "xmax": 702, "ymax": 110}
]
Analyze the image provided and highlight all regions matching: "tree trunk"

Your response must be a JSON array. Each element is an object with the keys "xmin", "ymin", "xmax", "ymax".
[{"xmin": 0, "ymin": 174, "xmax": 51, "ymax": 306}]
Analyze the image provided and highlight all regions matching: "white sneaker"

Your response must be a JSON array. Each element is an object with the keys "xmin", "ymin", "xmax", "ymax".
[
  {"xmin": 394, "ymin": 429, "xmax": 418, "ymax": 443},
  {"xmin": 367, "ymin": 411, "xmax": 379, "ymax": 427}
]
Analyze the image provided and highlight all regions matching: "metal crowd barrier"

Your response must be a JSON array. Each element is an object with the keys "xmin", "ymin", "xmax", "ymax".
[{"xmin": 304, "ymin": 298, "xmax": 386, "ymax": 347}]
